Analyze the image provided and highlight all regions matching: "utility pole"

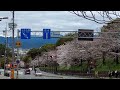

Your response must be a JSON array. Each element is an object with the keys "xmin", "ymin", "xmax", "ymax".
[
  {"xmin": 6, "ymin": 37, "xmax": 8, "ymax": 64},
  {"xmin": 12, "ymin": 11, "xmax": 15, "ymax": 66},
  {"xmin": 11, "ymin": 11, "xmax": 15, "ymax": 79}
]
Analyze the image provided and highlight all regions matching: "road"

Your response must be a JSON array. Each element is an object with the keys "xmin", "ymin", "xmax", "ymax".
[
  {"xmin": 0, "ymin": 68, "xmax": 111, "ymax": 79},
  {"xmin": 0, "ymin": 68, "xmax": 93, "ymax": 79},
  {"xmin": 13, "ymin": 68, "xmax": 91, "ymax": 79}
]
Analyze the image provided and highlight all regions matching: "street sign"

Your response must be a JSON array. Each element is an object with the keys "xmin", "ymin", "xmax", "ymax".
[
  {"xmin": 43, "ymin": 29, "xmax": 51, "ymax": 39},
  {"xmin": 78, "ymin": 29, "xmax": 94, "ymax": 41},
  {"xmin": 21, "ymin": 29, "xmax": 31, "ymax": 39},
  {"xmin": 16, "ymin": 60, "xmax": 20, "ymax": 64},
  {"xmin": 16, "ymin": 41, "xmax": 21, "ymax": 47},
  {"xmin": 8, "ymin": 23, "xmax": 17, "ymax": 29}
]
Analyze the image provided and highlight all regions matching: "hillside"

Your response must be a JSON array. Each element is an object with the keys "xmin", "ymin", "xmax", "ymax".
[{"xmin": 0, "ymin": 36, "xmax": 59, "ymax": 49}]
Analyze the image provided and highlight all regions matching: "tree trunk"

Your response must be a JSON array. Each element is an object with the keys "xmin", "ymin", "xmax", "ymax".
[
  {"xmin": 81, "ymin": 59, "xmax": 83, "ymax": 66},
  {"xmin": 87, "ymin": 60, "xmax": 90, "ymax": 73},
  {"xmin": 116, "ymin": 49, "xmax": 119, "ymax": 64},
  {"xmin": 102, "ymin": 52, "xmax": 106, "ymax": 65},
  {"xmin": 80, "ymin": 59, "xmax": 83, "ymax": 72},
  {"xmin": 116, "ymin": 55, "xmax": 119, "ymax": 64}
]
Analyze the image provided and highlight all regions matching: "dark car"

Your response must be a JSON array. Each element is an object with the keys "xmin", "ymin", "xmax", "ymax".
[{"xmin": 24, "ymin": 69, "xmax": 31, "ymax": 75}]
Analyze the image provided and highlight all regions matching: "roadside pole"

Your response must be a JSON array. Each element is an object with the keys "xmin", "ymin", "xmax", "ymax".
[
  {"xmin": 3, "ymin": 29, "xmax": 7, "ymax": 76},
  {"xmin": 16, "ymin": 29, "xmax": 19, "ymax": 79},
  {"xmin": 11, "ymin": 11, "xmax": 15, "ymax": 79}
]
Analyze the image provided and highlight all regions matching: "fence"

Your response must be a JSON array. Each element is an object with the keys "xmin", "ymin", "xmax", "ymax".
[{"xmin": 39, "ymin": 67, "xmax": 109, "ymax": 78}]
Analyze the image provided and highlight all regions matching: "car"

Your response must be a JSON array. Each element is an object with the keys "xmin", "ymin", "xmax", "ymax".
[
  {"xmin": 34, "ymin": 70, "xmax": 42, "ymax": 76},
  {"xmin": 0, "ymin": 69, "xmax": 4, "ymax": 75},
  {"xmin": 34, "ymin": 72, "xmax": 42, "ymax": 76},
  {"xmin": 4, "ymin": 70, "xmax": 11, "ymax": 77},
  {"xmin": 24, "ymin": 69, "xmax": 31, "ymax": 75},
  {"xmin": 29, "ymin": 68, "xmax": 32, "ymax": 71}
]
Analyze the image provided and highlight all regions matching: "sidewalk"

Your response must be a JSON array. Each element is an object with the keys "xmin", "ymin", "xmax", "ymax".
[{"xmin": 0, "ymin": 75, "xmax": 10, "ymax": 79}]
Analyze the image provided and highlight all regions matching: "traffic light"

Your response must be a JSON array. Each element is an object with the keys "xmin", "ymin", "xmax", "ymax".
[
  {"xmin": 16, "ymin": 41, "xmax": 21, "ymax": 47},
  {"xmin": 10, "ymin": 64, "xmax": 14, "ymax": 68}
]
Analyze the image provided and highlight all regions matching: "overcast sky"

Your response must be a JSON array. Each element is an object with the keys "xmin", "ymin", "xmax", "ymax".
[{"xmin": 0, "ymin": 11, "xmax": 104, "ymax": 37}]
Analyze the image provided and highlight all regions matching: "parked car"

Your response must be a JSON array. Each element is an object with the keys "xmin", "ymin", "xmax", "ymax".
[{"xmin": 24, "ymin": 69, "xmax": 31, "ymax": 75}]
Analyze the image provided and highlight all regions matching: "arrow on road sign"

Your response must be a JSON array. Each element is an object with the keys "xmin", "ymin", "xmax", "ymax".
[
  {"xmin": 21, "ymin": 29, "xmax": 31, "ymax": 39},
  {"xmin": 43, "ymin": 29, "xmax": 51, "ymax": 39}
]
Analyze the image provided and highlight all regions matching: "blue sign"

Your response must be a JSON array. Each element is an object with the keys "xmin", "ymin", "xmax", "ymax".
[
  {"xmin": 43, "ymin": 29, "xmax": 51, "ymax": 39},
  {"xmin": 16, "ymin": 60, "xmax": 20, "ymax": 64},
  {"xmin": 21, "ymin": 29, "xmax": 31, "ymax": 39}
]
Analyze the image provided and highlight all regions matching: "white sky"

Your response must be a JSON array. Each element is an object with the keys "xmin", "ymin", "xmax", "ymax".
[{"xmin": 0, "ymin": 11, "xmax": 105, "ymax": 37}]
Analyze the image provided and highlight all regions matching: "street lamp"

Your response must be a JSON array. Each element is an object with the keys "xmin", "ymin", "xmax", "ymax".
[{"xmin": 0, "ymin": 17, "xmax": 9, "ymax": 22}]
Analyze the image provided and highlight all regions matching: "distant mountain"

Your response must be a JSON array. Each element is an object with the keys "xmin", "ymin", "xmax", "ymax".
[{"xmin": 0, "ymin": 36, "xmax": 59, "ymax": 49}]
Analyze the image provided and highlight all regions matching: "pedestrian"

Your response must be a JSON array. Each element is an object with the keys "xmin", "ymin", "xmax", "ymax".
[
  {"xmin": 108, "ymin": 70, "xmax": 112, "ymax": 78},
  {"xmin": 34, "ymin": 68, "xmax": 36, "ymax": 73},
  {"xmin": 95, "ymin": 70, "xmax": 98, "ymax": 78},
  {"xmin": 112, "ymin": 71, "xmax": 115, "ymax": 77},
  {"xmin": 115, "ymin": 70, "xmax": 118, "ymax": 78}
]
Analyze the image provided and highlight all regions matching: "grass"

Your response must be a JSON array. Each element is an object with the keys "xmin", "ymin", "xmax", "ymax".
[{"xmin": 95, "ymin": 58, "xmax": 120, "ymax": 71}]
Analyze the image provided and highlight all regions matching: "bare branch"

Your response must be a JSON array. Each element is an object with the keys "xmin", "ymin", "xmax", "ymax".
[{"xmin": 70, "ymin": 11, "xmax": 120, "ymax": 24}]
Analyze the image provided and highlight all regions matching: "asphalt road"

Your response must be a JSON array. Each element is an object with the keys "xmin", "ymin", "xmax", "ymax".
[
  {"xmin": 0, "ymin": 68, "xmax": 93, "ymax": 79},
  {"xmin": 14, "ymin": 68, "xmax": 90, "ymax": 79}
]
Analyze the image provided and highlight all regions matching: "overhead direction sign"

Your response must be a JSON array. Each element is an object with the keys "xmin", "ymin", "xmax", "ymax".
[
  {"xmin": 43, "ymin": 29, "xmax": 51, "ymax": 39},
  {"xmin": 78, "ymin": 29, "xmax": 94, "ymax": 41},
  {"xmin": 21, "ymin": 29, "xmax": 31, "ymax": 39}
]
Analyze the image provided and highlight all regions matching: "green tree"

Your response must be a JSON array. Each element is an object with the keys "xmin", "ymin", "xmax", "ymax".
[
  {"xmin": 22, "ymin": 56, "xmax": 32, "ymax": 64},
  {"xmin": 40, "ymin": 44, "xmax": 56, "ymax": 52},
  {"xmin": 27, "ymin": 48, "xmax": 40, "ymax": 59},
  {"xmin": 56, "ymin": 33, "xmax": 74, "ymax": 46},
  {"xmin": 0, "ymin": 44, "xmax": 12, "ymax": 57},
  {"xmin": 27, "ymin": 44, "xmax": 56, "ymax": 60},
  {"xmin": 0, "ymin": 44, "xmax": 5, "ymax": 57}
]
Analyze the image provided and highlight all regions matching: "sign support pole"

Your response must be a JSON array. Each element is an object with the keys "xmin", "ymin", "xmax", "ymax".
[{"xmin": 16, "ymin": 29, "xmax": 19, "ymax": 79}]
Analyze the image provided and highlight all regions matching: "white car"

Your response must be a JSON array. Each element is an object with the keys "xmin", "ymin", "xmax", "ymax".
[
  {"xmin": 34, "ymin": 71, "xmax": 42, "ymax": 76},
  {"xmin": 29, "ymin": 68, "xmax": 32, "ymax": 71},
  {"xmin": 4, "ymin": 70, "xmax": 11, "ymax": 77}
]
